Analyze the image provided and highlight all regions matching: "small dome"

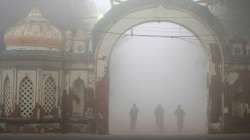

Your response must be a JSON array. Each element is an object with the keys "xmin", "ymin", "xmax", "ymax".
[{"xmin": 4, "ymin": 8, "xmax": 63, "ymax": 50}]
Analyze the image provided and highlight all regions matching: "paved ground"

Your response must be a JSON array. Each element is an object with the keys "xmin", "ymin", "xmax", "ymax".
[{"xmin": 0, "ymin": 134, "xmax": 250, "ymax": 140}]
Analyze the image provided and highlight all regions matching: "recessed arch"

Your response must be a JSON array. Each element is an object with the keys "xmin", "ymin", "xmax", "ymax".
[
  {"xmin": 93, "ymin": 0, "xmax": 225, "ymax": 134},
  {"xmin": 43, "ymin": 76, "xmax": 57, "ymax": 114},
  {"xmin": 19, "ymin": 76, "xmax": 34, "ymax": 119},
  {"xmin": 3, "ymin": 76, "xmax": 11, "ymax": 117},
  {"xmin": 72, "ymin": 77, "xmax": 86, "ymax": 117}
]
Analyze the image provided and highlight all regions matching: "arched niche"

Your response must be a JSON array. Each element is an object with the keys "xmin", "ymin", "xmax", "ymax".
[{"xmin": 72, "ymin": 78, "xmax": 86, "ymax": 117}]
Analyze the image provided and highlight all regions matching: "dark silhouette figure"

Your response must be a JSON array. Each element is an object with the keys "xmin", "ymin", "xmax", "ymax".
[
  {"xmin": 174, "ymin": 105, "xmax": 185, "ymax": 132},
  {"xmin": 154, "ymin": 104, "xmax": 165, "ymax": 132},
  {"xmin": 130, "ymin": 104, "xmax": 139, "ymax": 131}
]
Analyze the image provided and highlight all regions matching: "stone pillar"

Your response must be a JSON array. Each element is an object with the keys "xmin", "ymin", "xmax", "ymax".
[
  {"xmin": 208, "ymin": 44, "xmax": 224, "ymax": 132},
  {"xmin": 95, "ymin": 75, "xmax": 109, "ymax": 134}
]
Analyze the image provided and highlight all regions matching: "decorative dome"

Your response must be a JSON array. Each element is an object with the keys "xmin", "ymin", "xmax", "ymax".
[{"xmin": 4, "ymin": 8, "xmax": 63, "ymax": 50}]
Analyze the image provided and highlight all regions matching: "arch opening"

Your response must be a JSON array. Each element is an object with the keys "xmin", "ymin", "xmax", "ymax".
[
  {"xmin": 109, "ymin": 22, "xmax": 209, "ymax": 134},
  {"xmin": 94, "ymin": 1, "xmax": 225, "ymax": 134}
]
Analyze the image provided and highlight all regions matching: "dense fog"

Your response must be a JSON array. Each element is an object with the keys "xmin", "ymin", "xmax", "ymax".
[{"xmin": 109, "ymin": 22, "xmax": 208, "ymax": 135}]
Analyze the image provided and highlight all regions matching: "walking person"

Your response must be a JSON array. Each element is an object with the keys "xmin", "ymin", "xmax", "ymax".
[
  {"xmin": 130, "ymin": 104, "xmax": 139, "ymax": 132},
  {"xmin": 174, "ymin": 105, "xmax": 185, "ymax": 133},
  {"xmin": 154, "ymin": 104, "xmax": 165, "ymax": 132}
]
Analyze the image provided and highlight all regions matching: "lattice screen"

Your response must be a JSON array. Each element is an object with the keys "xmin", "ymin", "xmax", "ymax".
[
  {"xmin": 43, "ymin": 77, "xmax": 56, "ymax": 113},
  {"xmin": 3, "ymin": 76, "xmax": 11, "ymax": 116},
  {"xmin": 19, "ymin": 77, "xmax": 34, "ymax": 119}
]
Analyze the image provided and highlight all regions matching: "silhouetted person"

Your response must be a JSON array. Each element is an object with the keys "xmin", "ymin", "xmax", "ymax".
[
  {"xmin": 174, "ymin": 105, "xmax": 185, "ymax": 132},
  {"xmin": 154, "ymin": 104, "xmax": 164, "ymax": 132},
  {"xmin": 130, "ymin": 104, "xmax": 139, "ymax": 131}
]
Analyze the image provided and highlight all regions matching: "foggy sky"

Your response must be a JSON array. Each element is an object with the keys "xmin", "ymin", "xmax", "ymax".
[
  {"xmin": 109, "ymin": 22, "xmax": 208, "ymax": 135},
  {"xmin": 93, "ymin": 0, "xmax": 111, "ymax": 14}
]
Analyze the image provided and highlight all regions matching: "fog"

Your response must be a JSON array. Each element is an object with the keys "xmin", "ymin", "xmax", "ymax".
[
  {"xmin": 109, "ymin": 22, "xmax": 208, "ymax": 135},
  {"xmin": 93, "ymin": 0, "xmax": 111, "ymax": 15}
]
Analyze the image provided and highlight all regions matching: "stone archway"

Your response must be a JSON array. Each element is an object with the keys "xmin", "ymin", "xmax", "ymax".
[{"xmin": 92, "ymin": 0, "xmax": 225, "ymax": 134}]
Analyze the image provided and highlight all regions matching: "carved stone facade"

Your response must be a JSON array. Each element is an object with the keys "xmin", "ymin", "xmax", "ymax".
[
  {"xmin": 0, "ymin": 0, "xmax": 249, "ymax": 134},
  {"xmin": 0, "ymin": 8, "xmax": 95, "ymax": 133},
  {"xmin": 222, "ymin": 35, "xmax": 250, "ymax": 133}
]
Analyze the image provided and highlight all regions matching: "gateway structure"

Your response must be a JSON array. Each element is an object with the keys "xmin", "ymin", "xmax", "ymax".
[{"xmin": 0, "ymin": 0, "xmax": 249, "ymax": 134}]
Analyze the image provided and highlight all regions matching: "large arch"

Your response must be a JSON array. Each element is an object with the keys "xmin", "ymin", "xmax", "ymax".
[{"xmin": 93, "ymin": 0, "xmax": 225, "ymax": 134}]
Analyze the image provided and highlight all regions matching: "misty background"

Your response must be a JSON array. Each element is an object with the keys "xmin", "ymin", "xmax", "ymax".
[{"xmin": 109, "ymin": 22, "xmax": 209, "ymax": 135}]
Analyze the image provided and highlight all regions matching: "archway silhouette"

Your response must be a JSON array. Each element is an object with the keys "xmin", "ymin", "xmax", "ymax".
[{"xmin": 93, "ymin": 0, "xmax": 225, "ymax": 134}]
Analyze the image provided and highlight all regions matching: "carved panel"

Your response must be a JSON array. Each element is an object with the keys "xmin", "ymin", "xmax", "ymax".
[
  {"xmin": 19, "ymin": 77, "xmax": 34, "ymax": 118},
  {"xmin": 43, "ymin": 77, "xmax": 57, "ymax": 113}
]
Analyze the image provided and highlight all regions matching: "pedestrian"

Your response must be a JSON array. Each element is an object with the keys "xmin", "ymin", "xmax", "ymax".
[
  {"xmin": 130, "ymin": 104, "xmax": 139, "ymax": 131},
  {"xmin": 174, "ymin": 105, "xmax": 185, "ymax": 132},
  {"xmin": 154, "ymin": 104, "xmax": 164, "ymax": 132}
]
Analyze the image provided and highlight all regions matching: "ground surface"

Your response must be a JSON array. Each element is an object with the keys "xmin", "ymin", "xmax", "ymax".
[{"xmin": 0, "ymin": 134, "xmax": 250, "ymax": 140}]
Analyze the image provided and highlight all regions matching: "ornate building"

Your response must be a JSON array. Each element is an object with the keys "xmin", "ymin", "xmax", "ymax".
[
  {"xmin": 0, "ymin": 0, "xmax": 250, "ymax": 134},
  {"xmin": 0, "ymin": 7, "xmax": 96, "ymax": 133}
]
